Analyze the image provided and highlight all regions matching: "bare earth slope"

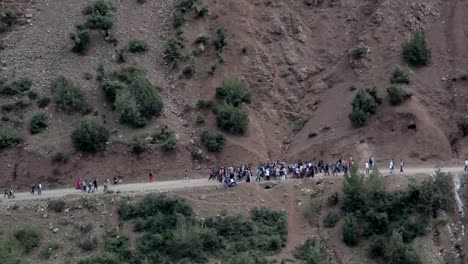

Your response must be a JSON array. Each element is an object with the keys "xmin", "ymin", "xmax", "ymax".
[{"xmin": 0, "ymin": 0, "xmax": 467, "ymax": 189}]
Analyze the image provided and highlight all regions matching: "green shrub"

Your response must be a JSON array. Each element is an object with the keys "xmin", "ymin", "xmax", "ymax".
[
  {"xmin": 14, "ymin": 227, "xmax": 40, "ymax": 253},
  {"xmin": 192, "ymin": 4, "xmax": 208, "ymax": 17},
  {"xmin": 182, "ymin": 62, "xmax": 196, "ymax": 78},
  {"xmin": 1, "ymin": 100, "xmax": 31, "ymax": 112},
  {"xmin": 391, "ymin": 67, "xmax": 410, "ymax": 84},
  {"xmin": 195, "ymin": 35, "xmax": 210, "ymax": 45},
  {"xmin": 386, "ymin": 231, "xmax": 422, "ymax": 264},
  {"xmin": 216, "ymin": 103, "xmax": 249, "ymax": 134},
  {"xmin": 197, "ymin": 100, "xmax": 213, "ymax": 110},
  {"xmin": 0, "ymin": 124, "xmax": 21, "ymax": 150},
  {"xmin": 37, "ymin": 96, "xmax": 51, "ymax": 108},
  {"xmin": 213, "ymin": 27, "xmax": 227, "ymax": 52},
  {"xmin": 51, "ymin": 77, "xmax": 89, "ymax": 113},
  {"xmin": 364, "ymin": 209, "xmax": 389, "ymax": 236},
  {"xmin": 349, "ymin": 88, "xmax": 380, "ymax": 127},
  {"xmin": 48, "ymin": 200, "xmax": 66, "ymax": 213},
  {"xmin": 70, "ymin": 26, "xmax": 90, "ymax": 55},
  {"xmin": 80, "ymin": 196, "xmax": 97, "ymax": 210},
  {"xmin": 116, "ymin": 48, "xmax": 126, "ymax": 63},
  {"xmin": 29, "ymin": 113, "xmax": 48, "ymax": 134},
  {"xmin": 369, "ymin": 237, "xmax": 385, "ymax": 258},
  {"xmin": 351, "ymin": 45, "xmax": 368, "ymax": 60},
  {"xmin": 132, "ymin": 136, "xmax": 147, "ymax": 154},
  {"xmin": 175, "ymin": 0, "xmax": 197, "ymax": 12},
  {"xmin": 196, "ymin": 115, "xmax": 206, "ymax": 125},
  {"xmin": 459, "ymin": 118, "xmax": 468, "ymax": 137},
  {"xmin": 327, "ymin": 192, "xmax": 339, "ymax": 206},
  {"xmin": 201, "ymin": 131, "xmax": 225, "ymax": 152},
  {"xmin": 51, "ymin": 152, "xmax": 68, "ymax": 163},
  {"xmin": 83, "ymin": 0, "xmax": 116, "ymax": 36},
  {"xmin": 294, "ymin": 239, "xmax": 330, "ymax": 264},
  {"xmin": 0, "ymin": 8, "xmax": 18, "ymax": 27},
  {"xmin": 342, "ymin": 214, "xmax": 359, "ymax": 246},
  {"xmin": 0, "ymin": 238, "xmax": 21, "ymax": 264},
  {"xmin": 151, "ymin": 125, "xmax": 173, "ymax": 144},
  {"xmin": 128, "ymin": 39, "xmax": 148, "ymax": 53},
  {"xmin": 323, "ymin": 212, "xmax": 340, "ymax": 228},
  {"xmin": 71, "ymin": 118, "xmax": 110, "ymax": 152},
  {"xmin": 161, "ymin": 136, "xmax": 176, "ymax": 152},
  {"xmin": 402, "ymin": 31, "xmax": 431, "ymax": 66},
  {"xmin": 78, "ymin": 237, "xmax": 98, "ymax": 252},
  {"xmin": 0, "ymin": 78, "xmax": 32, "ymax": 95},
  {"xmin": 387, "ymin": 85, "xmax": 412, "ymax": 105},
  {"xmin": 216, "ymin": 77, "xmax": 251, "ymax": 105},
  {"xmin": 171, "ymin": 11, "xmax": 185, "ymax": 28},
  {"xmin": 163, "ymin": 37, "xmax": 184, "ymax": 64},
  {"xmin": 114, "ymin": 89, "xmax": 146, "ymax": 127},
  {"xmin": 27, "ymin": 90, "xmax": 38, "ymax": 100}
]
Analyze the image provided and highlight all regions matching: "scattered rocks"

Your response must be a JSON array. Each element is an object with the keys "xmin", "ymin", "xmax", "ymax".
[{"xmin": 199, "ymin": 195, "xmax": 207, "ymax": 200}]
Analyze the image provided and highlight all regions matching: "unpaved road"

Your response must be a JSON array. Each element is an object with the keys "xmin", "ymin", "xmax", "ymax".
[{"xmin": 3, "ymin": 166, "xmax": 465, "ymax": 201}]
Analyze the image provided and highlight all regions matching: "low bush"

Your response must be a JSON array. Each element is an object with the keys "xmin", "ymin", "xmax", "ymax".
[
  {"xmin": 128, "ymin": 39, "xmax": 148, "ymax": 53},
  {"xmin": 387, "ymin": 231, "xmax": 422, "ymax": 264},
  {"xmin": 27, "ymin": 90, "xmax": 38, "ymax": 100},
  {"xmin": 196, "ymin": 115, "xmax": 206, "ymax": 125},
  {"xmin": 161, "ymin": 136, "xmax": 176, "ymax": 152},
  {"xmin": 391, "ymin": 67, "xmax": 410, "ymax": 84},
  {"xmin": 402, "ymin": 31, "xmax": 431, "ymax": 66},
  {"xmin": 14, "ymin": 227, "xmax": 40, "ymax": 253},
  {"xmin": 349, "ymin": 88, "xmax": 381, "ymax": 128},
  {"xmin": 1, "ymin": 100, "xmax": 31, "ymax": 112},
  {"xmin": 192, "ymin": 4, "xmax": 209, "ymax": 17},
  {"xmin": 459, "ymin": 118, "xmax": 468, "ymax": 137},
  {"xmin": 369, "ymin": 237, "xmax": 385, "ymax": 258},
  {"xmin": 52, "ymin": 152, "xmax": 68, "ymax": 163},
  {"xmin": 29, "ymin": 113, "xmax": 48, "ymax": 134},
  {"xmin": 37, "ymin": 96, "xmax": 51, "ymax": 108},
  {"xmin": 387, "ymin": 85, "xmax": 412, "ymax": 106},
  {"xmin": 70, "ymin": 26, "xmax": 90, "ymax": 55},
  {"xmin": 0, "ymin": 238, "xmax": 21, "ymax": 264},
  {"xmin": 327, "ymin": 192, "xmax": 339, "ymax": 206},
  {"xmin": 175, "ymin": 0, "xmax": 197, "ymax": 13},
  {"xmin": 0, "ymin": 124, "xmax": 21, "ymax": 150},
  {"xmin": 116, "ymin": 48, "xmax": 126, "ymax": 63},
  {"xmin": 171, "ymin": 11, "xmax": 185, "ymax": 28},
  {"xmin": 294, "ymin": 239, "xmax": 331, "ymax": 264},
  {"xmin": 201, "ymin": 131, "xmax": 225, "ymax": 152},
  {"xmin": 342, "ymin": 214, "xmax": 359, "ymax": 246},
  {"xmin": 197, "ymin": 100, "xmax": 213, "ymax": 110},
  {"xmin": 132, "ymin": 136, "xmax": 147, "ymax": 154},
  {"xmin": 150, "ymin": 125, "xmax": 176, "ymax": 151},
  {"xmin": 216, "ymin": 77, "xmax": 251, "ymax": 105},
  {"xmin": 0, "ymin": 8, "xmax": 18, "ymax": 27},
  {"xmin": 323, "ymin": 212, "xmax": 340, "ymax": 228},
  {"xmin": 351, "ymin": 45, "xmax": 368, "ymax": 60},
  {"xmin": 48, "ymin": 200, "xmax": 66, "ymax": 213},
  {"xmin": 163, "ymin": 37, "xmax": 184, "ymax": 64},
  {"xmin": 216, "ymin": 103, "xmax": 249, "ymax": 134},
  {"xmin": 83, "ymin": 0, "xmax": 116, "ymax": 37},
  {"xmin": 195, "ymin": 35, "xmax": 210, "ymax": 45},
  {"xmin": 182, "ymin": 62, "xmax": 196, "ymax": 78},
  {"xmin": 71, "ymin": 118, "xmax": 110, "ymax": 152},
  {"xmin": 0, "ymin": 78, "xmax": 32, "ymax": 95},
  {"xmin": 78, "ymin": 237, "xmax": 98, "ymax": 252},
  {"xmin": 213, "ymin": 27, "xmax": 227, "ymax": 52},
  {"xmin": 51, "ymin": 77, "xmax": 90, "ymax": 113}
]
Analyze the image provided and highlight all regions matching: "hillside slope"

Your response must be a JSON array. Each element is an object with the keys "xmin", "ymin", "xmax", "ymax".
[{"xmin": 0, "ymin": 0, "xmax": 467, "ymax": 187}]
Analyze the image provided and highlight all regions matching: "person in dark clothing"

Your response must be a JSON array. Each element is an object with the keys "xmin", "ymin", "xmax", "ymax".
[
  {"xmin": 31, "ymin": 184, "xmax": 36, "ymax": 195},
  {"xmin": 93, "ymin": 179, "xmax": 98, "ymax": 190}
]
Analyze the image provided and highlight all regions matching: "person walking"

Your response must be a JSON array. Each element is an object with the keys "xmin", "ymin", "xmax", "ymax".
[
  {"xmin": 389, "ymin": 159, "xmax": 394, "ymax": 174},
  {"xmin": 8, "ymin": 186, "xmax": 15, "ymax": 199},
  {"xmin": 3, "ymin": 186, "xmax": 9, "ymax": 198},
  {"xmin": 31, "ymin": 184, "xmax": 36, "ymax": 195},
  {"xmin": 184, "ymin": 170, "xmax": 190, "ymax": 187},
  {"xmin": 365, "ymin": 162, "xmax": 370, "ymax": 174},
  {"xmin": 93, "ymin": 179, "xmax": 98, "ymax": 191},
  {"xmin": 103, "ymin": 179, "xmax": 110, "ymax": 193},
  {"xmin": 465, "ymin": 158, "xmax": 468, "ymax": 172},
  {"xmin": 400, "ymin": 159, "xmax": 404, "ymax": 173},
  {"xmin": 88, "ymin": 181, "xmax": 93, "ymax": 193},
  {"xmin": 37, "ymin": 183, "xmax": 42, "ymax": 195},
  {"xmin": 369, "ymin": 155, "xmax": 374, "ymax": 170},
  {"xmin": 149, "ymin": 172, "xmax": 155, "ymax": 182}
]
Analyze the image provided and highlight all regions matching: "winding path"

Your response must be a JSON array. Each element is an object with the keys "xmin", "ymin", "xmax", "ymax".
[{"xmin": 3, "ymin": 166, "xmax": 465, "ymax": 201}]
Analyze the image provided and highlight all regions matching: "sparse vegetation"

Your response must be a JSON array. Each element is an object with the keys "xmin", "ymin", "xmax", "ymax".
[
  {"xmin": 349, "ymin": 87, "xmax": 381, "ymax": 128},
  {"xmin": 172, "ymin": 11, "xmax": 185, "ymax": 28},
  {"xmin": 387, "ymin": 85, "xmax": 412, "ymax": 105},
  {"xmin": 70, "ymin": 25, "xmax": 90, "ymax": 55},
  {"xmin": 391, "ymin": 67, "xmax": 410, "ymax": 84},
  {"xmin": 132, "ymin": 136, "xmax": 147, "ymax": 154},
  {"xmin": 128, "ymin": 39, "xmax": 148, "ymax": 53},
  {"xmin": 52, "ymin": 152, "xmax": 69, "ymax": 163},
  {"xmin": 216, "ymin": 77, "xmax": 251, "ymax": 105},
  {"xmin": 39, "ymin": 241, "xmax": 60, "ymax": 260},
  {"xmin": 163, "ymin": 37, "xmax": 184, "ymax": 65},
  {"xmin": 27, "ymin": 90, "xmax": 39, "ymax": 100},
  {"xmin": 213, "ymin": 27, "xmax": 227, "ymax": 53},
  {"xmin": 459, "ymin": 118, "xmax": 468, "ymax": 137},
  {"xmin": 0, "ymin": 78, "xmax": 32, "ymax": 95},
  {"xmin": 29, "ymin": 112, "xmax": 48, "ymax": 134},
  {"xmin": 78, "ymin": 237, "xmax": 98, "ymax": 252},
  {"xmin": 0, "ymin": 8, "xmax": 18, "ymax": 32},
  {"xmin": 192, "ymin": 4, "xmax": 209, "ymax": 17},
  {"xmin": 195, "ymin": 35, "xmax": 210, "ymax": 45},
  {"xmin": 216, "ymin": 103, "xmax": 249, "ymax": 134},
  {"xmin": 151, "ymin": 125, "xmax": 177, "ymax": 151},
  {"xmin": 351, "ymin": 45, "xmax": 368, "ymax": 60},
  {"xmin": 342, "ymin": 214, "xmax": 359, "ymax": 246},
  {"xmin": 14, "ymin": 227, "xmax": 40, "ymax": 253},
  {"xmin": 402, "ymin": 31, "xmax": 431, "ymax": 66},
  {"xmin": 323, "ymin": 212, "xmax": 340, "ymax": 228},
  {"xmin": 100, "ymin": 67, "xmax": 163, "ymax": 128},
  {"xmin": 51, "ymin": 77, "xmax": 90, "ymax": 114},
  {"xmin": 83, "ymin": 0, "xmax": 116, "ymax": 37},
  {"xmin": 294, "ymin": 239, "xmax": 331, "ymax": 264},
  {"xmin": 196, "ymin": 115, "xmax": 206, "ymax": 125},
  {"xmin": 197, "ymin": 100, "xmax": 214, "ymax": 110},
  {"xmin": 182, "ymin": 59, "xmax": 196, "ymax": 78},
  {"xmin": 201, "ymin": 131, "xmax": 225, "ymax": 152},
  {"xmin": 37, "ymin": 96, "xmax": 51, "ymax": 108},
  {"xmin": 71, "ymin": 117, "xmax": 110, "ymax": 153},
  {"xmin": 116, "ymin": 48, "xmax": 126, "ymax": 63},
  {"xmin": 48, "ymin": 200, "xmax": 66, "ymax": 213},
  {"xmin": 0, "ymin": 124, "xmax": 21, "ymax": 150}
]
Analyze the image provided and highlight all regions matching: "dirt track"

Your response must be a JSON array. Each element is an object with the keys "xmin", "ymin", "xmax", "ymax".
[{"xmin": 5, "ymin": 166, "xmax": 464, "ymax": 201}]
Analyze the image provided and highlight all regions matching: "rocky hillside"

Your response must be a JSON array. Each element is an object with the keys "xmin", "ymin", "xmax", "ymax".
[{"xmin": 0, "ymin": 0, "xmax": 467, "ymax": 187}]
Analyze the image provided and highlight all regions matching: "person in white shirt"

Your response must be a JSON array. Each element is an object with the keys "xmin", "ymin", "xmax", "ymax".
[
  {"xmin": 465, "ymin": 158, "xmax": 468, "ymax": 172},
  {"xmin": 389, "ymin": 160, "xmax": 394, "ymax": 174},
  {"xmin": 365, "ymin": 162, "xmax": 370, "ymax": 174}
]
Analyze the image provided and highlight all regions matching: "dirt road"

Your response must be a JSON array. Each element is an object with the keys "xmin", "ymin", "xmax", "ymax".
[{"xmin": 4, "ymin": 166, "xmax": 465, "ymax": 201}]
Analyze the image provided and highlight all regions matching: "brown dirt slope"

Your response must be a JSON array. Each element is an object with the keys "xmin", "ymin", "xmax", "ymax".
[{"xmin": 0, "ymin": 0, "xmax": 467, "ymax": 187}]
